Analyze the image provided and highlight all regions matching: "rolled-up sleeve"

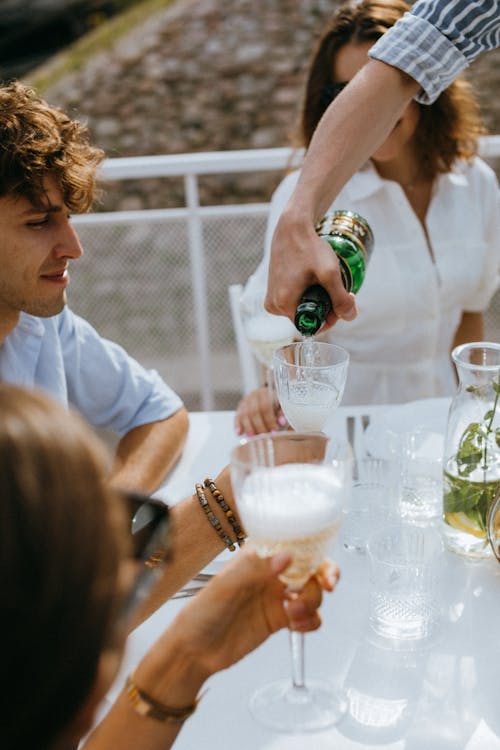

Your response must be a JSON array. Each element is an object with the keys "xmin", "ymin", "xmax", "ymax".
[
  {"xmin": 369, "ymin": 1, "xmax": 500, "ymax": 104},
  {"xmin": 59, "ymin": 309, "xmax": 183, "ymax": 436}
]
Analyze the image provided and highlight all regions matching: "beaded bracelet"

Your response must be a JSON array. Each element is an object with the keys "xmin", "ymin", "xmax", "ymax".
[
  {"xmin": 195, "ymin": 482, "xmax": 236, "ymax": 551},
  {"xmin": 204, "ymin": 478, "xmax": 246, "ymax": 547},
  {"xmin": 126, "ymin": 671, "xmax": 203, "ymax": 723}
]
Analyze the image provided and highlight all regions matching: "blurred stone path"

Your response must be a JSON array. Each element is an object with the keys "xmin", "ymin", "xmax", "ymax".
[{"xmin": 34, "ymin": 0, "xmax": 500, "ymax": 211}]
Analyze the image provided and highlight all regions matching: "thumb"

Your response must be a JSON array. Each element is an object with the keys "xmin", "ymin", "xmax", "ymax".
[
  {"xmin": 269, "ymin": 551, "xmax": 293, "ymax": 576},
  {"xmin": 221, "ymin": 546, "xmax": 291, "ymax": 590}
]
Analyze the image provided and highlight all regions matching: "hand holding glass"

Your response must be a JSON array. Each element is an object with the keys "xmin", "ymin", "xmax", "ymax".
[{"xmin": 231, "ymin": 432, "xmax": 352, "ymax": 732}]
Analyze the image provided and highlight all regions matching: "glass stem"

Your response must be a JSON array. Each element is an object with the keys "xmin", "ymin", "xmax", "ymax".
[{"xmin": 289, "ymin": 630, "xmax": 307, "ymax": 691}]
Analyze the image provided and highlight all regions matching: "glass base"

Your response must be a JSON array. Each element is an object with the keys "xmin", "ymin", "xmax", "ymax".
[
  {"xmin": 249, "ymin": 678, "xmax": 346, "ymax": 732},
  {"xmin": 442, "ymin": 523, "xmax": 492, "ymax": 560}
]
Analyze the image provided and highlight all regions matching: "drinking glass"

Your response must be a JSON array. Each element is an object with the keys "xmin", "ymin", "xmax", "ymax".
[
  {"xmin": 367, "ymin": 523, "xmax": 444, "ymax": 645},
  {"xmin": 231, "ymin": 432, "xmax": 352, "ymax": 732},
  {"xmin": 340, "ymin": 457, "xmax": 400, "ymax": 553},
  {"xmin": 272, "ymin": 341, "xmax": 349, "ymax": 433},
  {"xmin": 240, "ymin": 285, "xmax": 296, "ymax": 385},
  {"xmin": 399, "ymin": 429, "xmax": 444, "ymax": 524}
]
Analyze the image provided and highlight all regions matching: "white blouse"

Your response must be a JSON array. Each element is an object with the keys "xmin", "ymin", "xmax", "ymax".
[{"xmin": 243, "ymin": 158, "xmax": 500, "ymax": 405}]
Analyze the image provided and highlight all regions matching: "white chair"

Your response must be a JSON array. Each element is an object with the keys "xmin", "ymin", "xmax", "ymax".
[{"xmin": 228, "ymin": 283, "xmax": 260, "ymax": 395}]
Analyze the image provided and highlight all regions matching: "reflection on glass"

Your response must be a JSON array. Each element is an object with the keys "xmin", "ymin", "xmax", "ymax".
[{"xmin": 339, "ymin": 638, "xmax": 421, "ymax": 744}]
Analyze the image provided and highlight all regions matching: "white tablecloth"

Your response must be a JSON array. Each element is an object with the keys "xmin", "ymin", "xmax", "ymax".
[{"xmin": 102, "ymin": 399, "xmax": 500, "ymax": 749}]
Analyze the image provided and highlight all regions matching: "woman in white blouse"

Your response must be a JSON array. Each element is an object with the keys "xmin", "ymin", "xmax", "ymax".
[{"xmin": 235, "ymin": 0, "xmax": 500, "ymax": 436}]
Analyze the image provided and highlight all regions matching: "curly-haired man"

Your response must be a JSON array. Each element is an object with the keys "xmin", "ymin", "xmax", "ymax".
[{"xmin": 0, "ymin": 81, "xmax": 189, "ymax": 494}]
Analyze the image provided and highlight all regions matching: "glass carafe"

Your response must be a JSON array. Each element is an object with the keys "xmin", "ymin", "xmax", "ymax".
[{"xmin": 443, "ymin": 342, "xmax": 500, "ymax": 558}]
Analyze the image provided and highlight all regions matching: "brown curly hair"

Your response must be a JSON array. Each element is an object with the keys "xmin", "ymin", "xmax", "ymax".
[
  {"xmin": 296, "ymin": 0, "xmax": 486, "ymax": 179},
  {"xmin": 0, "ymin": 80, "xmax": 104, "ymax": 211}
]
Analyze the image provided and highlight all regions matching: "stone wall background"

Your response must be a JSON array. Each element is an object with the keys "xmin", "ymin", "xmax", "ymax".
[{"xmin": 36, "ymin": 0, "xmax": 500, "ymax": 212}]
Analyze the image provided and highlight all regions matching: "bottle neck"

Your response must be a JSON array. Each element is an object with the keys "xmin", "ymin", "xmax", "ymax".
[{"xmin": 294, "ymin": 285, "xmax": 331, "ymax": 337}]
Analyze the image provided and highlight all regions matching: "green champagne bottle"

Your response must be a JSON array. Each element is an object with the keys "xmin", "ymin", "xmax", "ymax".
[{"xmin": 294, "ymin": 210, "xmax": 374, "ymax": 336}]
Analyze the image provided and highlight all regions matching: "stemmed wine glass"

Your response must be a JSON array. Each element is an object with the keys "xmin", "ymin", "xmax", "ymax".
[
  {"xmin": 231, "ymin": 431, "xmax": 352, "ymax": 732},
  {"xmin": 240, "ymin": 285, "xmax": 296, "ymax": 404},
  {"xmin": 272, "ymin": 341, "xmax": 350, "ymax": 433}
]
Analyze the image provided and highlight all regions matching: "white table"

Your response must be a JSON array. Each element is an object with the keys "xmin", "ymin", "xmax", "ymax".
[{"xmin": 104, "ymin": 400, "xmax": 500, "ymax": 749}]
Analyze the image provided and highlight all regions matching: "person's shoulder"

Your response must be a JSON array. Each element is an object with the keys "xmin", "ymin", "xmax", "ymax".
[
  {"xmin": 475, "ymin": 155, "xmax": 498, "ymax": 184},
  {"xmin": 447, "ymin": 158, "xmax": 499, "ymax": 217},
  {"xmin": 457, "ymin": 155, "xmax": 498, "ymax": 184},
  {"xmin": 443, "ymin": 157, "xmax": 499, "ymax": 200}
]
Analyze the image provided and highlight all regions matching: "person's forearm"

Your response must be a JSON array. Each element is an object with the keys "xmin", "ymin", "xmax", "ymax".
[
  {"xmin": 109, "ymin": 407, "xmax": 189, "ymax": 494},
  {"xmin": 291, "ymin": 58, "xmax": 420, "ymax": 223},
  {"xmin": 81, "ymin": 692, "xmax": 186, "ymax": 750},
  {"xmin": 131, "ymin": 466, "xmax": 238, "ymax": 625},
  {"xmin": 265, "ymin": 59, "xmax": 419, "ymax": 325},
  {"xmin": 83, "ymin": 542, "xmax": 331, "ymax": 750},
  {"xmin": 81, "ymin": 630, "xmax": 205, "ymax": 750}
]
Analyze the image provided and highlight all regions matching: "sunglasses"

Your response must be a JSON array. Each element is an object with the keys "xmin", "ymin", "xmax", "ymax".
[
  {"xmin": 120, "ymin": 491, "xmax": 172, "ymax": 621},
  {"xmin": 319, "ymin": 81, "xmax": 347, "ymax": 110}
]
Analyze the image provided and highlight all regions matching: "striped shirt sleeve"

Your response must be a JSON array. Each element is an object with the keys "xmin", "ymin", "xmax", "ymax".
[{"xmin": 369, "ymin": 0, "xmax": 500, "ymax": 104}]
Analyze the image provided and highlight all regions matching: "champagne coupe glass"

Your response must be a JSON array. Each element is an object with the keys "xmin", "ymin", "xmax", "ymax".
[
  {"xmin": 231, "ymin": 432, "xmax": 352, "ymax": 732},
  {"xmin": 273, "ymin": 341, "xmax": 350, "ymax": 433},
  {"xmin": 240, "ymin": 286, "xmax": 296, "ymax": 407}
]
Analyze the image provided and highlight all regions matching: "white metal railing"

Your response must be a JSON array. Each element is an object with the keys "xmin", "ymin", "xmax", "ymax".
[
  {"xmin": 73, "ymin": 148, "xmax": 307, "ymax": 409},
  {"xmin": 73, "ymin": 139, "xmax": 500, "ymax": 409}
]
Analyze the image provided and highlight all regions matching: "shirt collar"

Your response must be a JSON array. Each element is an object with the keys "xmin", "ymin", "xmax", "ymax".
[
  {"xmin": 17, "ymin": 312, "xmax": 46, "ymax": 337},
  {"xmin": 442, "ymin": 167, "xmax": 469, "ymax": 188},
  {"xmin": 343, "ymin": 161, "xmax": 385, "ymax": 201},
  {"xmin": 343, "ymin": 159, "xmax": 470, "ymax": 201}
]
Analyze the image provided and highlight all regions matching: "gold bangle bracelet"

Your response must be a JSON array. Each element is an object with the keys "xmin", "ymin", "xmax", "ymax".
[{"xmin": 125, "ymin": 672, "xmax": 204, "ymax": 723}]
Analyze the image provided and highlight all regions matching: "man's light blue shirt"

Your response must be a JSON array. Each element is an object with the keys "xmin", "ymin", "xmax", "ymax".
[{"xmin": 0, "ymin": 307, "xmax": 183, "ymax": 437}]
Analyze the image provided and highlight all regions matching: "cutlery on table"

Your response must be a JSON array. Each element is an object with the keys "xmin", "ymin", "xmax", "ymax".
[{"xmin": 171, "ymin": 572, "xmax": 215, "ymax": 600}]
